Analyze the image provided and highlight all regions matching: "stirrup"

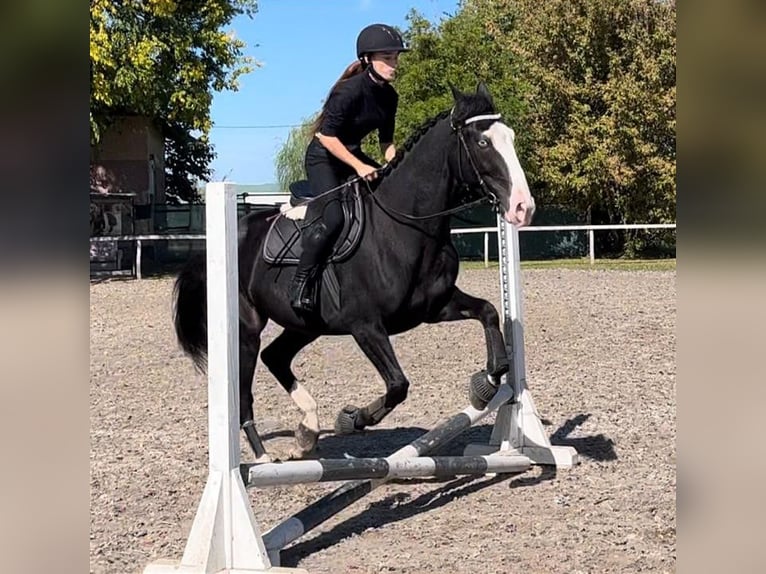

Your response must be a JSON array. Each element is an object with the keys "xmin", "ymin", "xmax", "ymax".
[{"xmin": 289, "ymin": 273, "xmax": 318, "ymax": 313}]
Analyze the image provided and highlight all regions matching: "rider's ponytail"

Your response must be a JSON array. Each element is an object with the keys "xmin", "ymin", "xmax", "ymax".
[{"xmin": 310, "ymin": 60, "xmax": 365, "ymax": 136}]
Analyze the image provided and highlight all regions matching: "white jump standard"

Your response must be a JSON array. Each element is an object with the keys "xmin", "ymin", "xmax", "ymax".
[
  {"xmin": 144, "ymin": 183, "xmax": 304, "ymax": 574},
  {"xmin": 463, "ymin": 217, "xmax": 579, "ymax": 467}
]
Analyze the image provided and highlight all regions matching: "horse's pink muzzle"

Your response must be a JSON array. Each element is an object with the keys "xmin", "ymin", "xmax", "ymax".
[{"xmin": 504, "ymin": 194, "xmax": 535, "ymax": 227}]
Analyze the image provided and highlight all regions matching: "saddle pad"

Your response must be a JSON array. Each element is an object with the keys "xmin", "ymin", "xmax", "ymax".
[{"xmin": 262, "ymin": 183, "xmax": 365, "ymax": 266}]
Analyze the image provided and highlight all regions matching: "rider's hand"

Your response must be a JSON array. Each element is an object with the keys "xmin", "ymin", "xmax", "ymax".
[{"xmin": 355, "ymin": 163, "xmax": 378, "ymax": 181}]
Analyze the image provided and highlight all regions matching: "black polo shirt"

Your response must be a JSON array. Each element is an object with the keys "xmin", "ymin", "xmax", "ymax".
[{"xmin": 318, "ymin": 70, "xmax": 398, "ymax": 147}]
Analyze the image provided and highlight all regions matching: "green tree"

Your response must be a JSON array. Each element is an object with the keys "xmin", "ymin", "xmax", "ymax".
[
  {"xmin": 90, "ymin": 0, "xmax": 258, "ymax": 201},
  {"xmin": 393, "ymin": 4, "xmax": 525, "ymax": 153},
  {"xmin": 271, "ymin": 0, "xmax": 676, "ymax": 258},
  {"xmin": 497, "ymin": 0, "xmax": 676, "ymax": 250},
  {"xmin": 274, "ymin": 114, "xmax": 317, "ymax": 192}
]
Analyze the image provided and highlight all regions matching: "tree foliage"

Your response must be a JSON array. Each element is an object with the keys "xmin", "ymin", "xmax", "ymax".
[
  {"xmin": 275, "ymin": 4, "xmax": 527, "ymax": 180},
  {"xmin": 90, "ymin": 0, "xmax": 258, "ymax": 201},
  {"xmin": 274, "ymin": 114, "xmax": 317, "ymax": 192},
  {"xmin": 393, "ymin": 3, "xmax": 525, "ymax": 150},
  {"xmin": 500, "ymin": 0, "xmax": 676, "ymax": 227}
]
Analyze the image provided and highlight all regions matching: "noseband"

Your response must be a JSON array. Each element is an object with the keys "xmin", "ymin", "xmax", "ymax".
[{"xmin": 451, "ymin": 110, "xmax": 503, "ymax": 213}]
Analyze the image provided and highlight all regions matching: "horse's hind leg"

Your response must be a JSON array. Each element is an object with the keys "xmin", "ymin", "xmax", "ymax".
[
  {"xmin": 335, "ymin": 321, "xmax": 410, "ymax": 434},
  {"xmin": 427, "ymin": 287, "xmax": 510, "ymax": 409},
  {"xmin": 239, "ymin": 337, "xmax": 270, "ymax": 462},
  {"xmin": 239, "ymin": 301, "xmax": 271, "ymax": 462},
  {"xmin": 260, "ymin": 330, "xmax": 320, "ymax": 459}
]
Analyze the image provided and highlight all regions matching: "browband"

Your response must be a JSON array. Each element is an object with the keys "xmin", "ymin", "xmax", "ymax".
[{"xmin": 463, "ymin": 113, "xmax": 502, "ymax": 125}]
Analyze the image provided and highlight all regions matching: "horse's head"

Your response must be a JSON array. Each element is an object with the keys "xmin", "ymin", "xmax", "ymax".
[{"xmin": 449, "ymin": 83, "xmax": 536, "ymax": 227}]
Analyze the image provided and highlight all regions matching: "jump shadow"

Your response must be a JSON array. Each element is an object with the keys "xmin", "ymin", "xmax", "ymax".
[
  {"xmin": 547, "ymin": 413, "xmax": 618, "ymax": 462},
  {"xmin": 280, "ymin": 473, "xmax": 512, "ymax": 567},
  {"xmin": 259, "ymin": 426, "xmax": 427, "ymax": 459}
]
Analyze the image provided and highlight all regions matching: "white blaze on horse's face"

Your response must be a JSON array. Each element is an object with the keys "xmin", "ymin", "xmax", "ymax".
[{"xmin": 485, "ymin": 122, "xmax": 536, "ymax": 227}]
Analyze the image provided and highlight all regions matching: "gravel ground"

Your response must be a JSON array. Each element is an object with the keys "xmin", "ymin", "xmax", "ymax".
[{"xmin": 90, "ymin": 267, "xmax": 676, "ymax": 574}]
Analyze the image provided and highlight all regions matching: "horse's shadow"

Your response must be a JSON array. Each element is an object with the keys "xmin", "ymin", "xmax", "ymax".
[{"xmin": 269, "ymin": 414, "xmax": 617, "ymax": 567}]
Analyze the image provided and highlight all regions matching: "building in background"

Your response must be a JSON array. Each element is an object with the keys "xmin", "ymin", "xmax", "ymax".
[
  {"xmin": 90, "ymin": 116, "xmax": 165, "ymax": 276},
  {"xmin": 90, "ymin": 115, "xmax": 165, "ymax": 235}
]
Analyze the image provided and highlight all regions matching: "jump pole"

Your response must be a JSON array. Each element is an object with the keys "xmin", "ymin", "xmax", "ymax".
[
  {"xmin": 144, "ymin": 182, "xmax": 304, "ymax": 574},
  {"xmin": 260, "ymin": 382, "xmax": 525, "ymax": 562},
  {"xmin": 244, "ymin": 453, "xmax": 530, "ymax": 487},
  {"xmin": 463, "ymin": 217, "xmax": 579, "ymax": 466}
]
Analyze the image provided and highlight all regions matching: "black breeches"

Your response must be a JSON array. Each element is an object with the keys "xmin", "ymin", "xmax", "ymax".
[
  {"xmin": 305, "ymin": 158, "xmax": 346, "ymax": 238},
  {"xmin": 303, "ymin": 140, "xmax": 380, "ymax": 239}
]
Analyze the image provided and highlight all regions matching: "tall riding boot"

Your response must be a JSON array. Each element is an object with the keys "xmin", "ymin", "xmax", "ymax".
[{"xmin": 289, "ymin": 222, "xmax": 331, "ymax": 314}]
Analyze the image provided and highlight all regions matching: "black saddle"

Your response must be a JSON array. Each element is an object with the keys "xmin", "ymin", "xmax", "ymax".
[
  {"xmin": 262, "ymin": 179, "xmax": 365, "ymax": 266},
  {"xmin": 287, "ymin": 180, "xmax": 312, "ymax": 205}
]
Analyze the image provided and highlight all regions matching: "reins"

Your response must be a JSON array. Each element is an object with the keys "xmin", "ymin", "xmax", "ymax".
[{"xmin": 365, "ymin": 181, "xmax": 490, "ymax": 221}]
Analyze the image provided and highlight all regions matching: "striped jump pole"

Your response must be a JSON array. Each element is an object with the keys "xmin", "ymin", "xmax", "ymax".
[
  {"xmin": 244, "ymin": 454, "xmax": 530, "ymax": 487},
  {"xmin": 261, "ymin": 383, "xmax": 523, "ymax": 561}
]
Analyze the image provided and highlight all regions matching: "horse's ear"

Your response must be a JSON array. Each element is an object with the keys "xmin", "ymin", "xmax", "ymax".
[
  {"xmin": 449, "ymin": 83, "xmax": 462, "ymax": 102},
  {"xmin": 476, "ymin": 81, "xmax": 493, "ymax": 103}
]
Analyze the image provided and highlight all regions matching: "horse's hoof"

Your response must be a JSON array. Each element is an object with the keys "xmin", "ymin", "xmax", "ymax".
[
  {"xmin": 286, "ymin": 445, "xmax": 309, "ymax": 460},
  {"xmin": 469, "ymin": 370, "xmax": 500, "ymax": 410},
  {"xmin": 335, "ymin": 405, "xmax": 361, "ymax": 435},
  {"xmin": 489, "ymin": 357, "xmax": 510, "ymax": 379},
  {"xmin": 295, "ymin": 422, "xmax": 319, "ymax": 454}
]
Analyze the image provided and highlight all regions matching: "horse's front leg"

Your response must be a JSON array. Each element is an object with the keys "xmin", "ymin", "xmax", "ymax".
[
  {"xmin": 334, "ymin": 320, "xmax": 410, "ymax": 435},
  {"xmin": 427, "ymin": 287, "xmax": 510, "ymax": 409}
]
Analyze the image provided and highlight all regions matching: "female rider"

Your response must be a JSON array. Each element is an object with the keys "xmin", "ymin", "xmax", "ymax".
[{"xmin": 289, "ymin": 23, "xmax": 409, "ymax": 315}]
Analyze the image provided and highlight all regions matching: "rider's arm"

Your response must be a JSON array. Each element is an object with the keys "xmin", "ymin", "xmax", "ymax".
[
  {"xmin": 379, "ymin": 91, "xmax": 398, "ymax": 164},
  {"xmin": 315, "ymin": 133, "xmax": 375, "ymax": 178},
  {"xmin": 317, "ymin": 84, "xmax": 378, "ymax": 179}
]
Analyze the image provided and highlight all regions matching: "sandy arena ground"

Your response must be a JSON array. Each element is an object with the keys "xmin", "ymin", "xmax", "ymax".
[{"xmin": 90, "ymin": 266, "xmax": 676, "ymax": 574}]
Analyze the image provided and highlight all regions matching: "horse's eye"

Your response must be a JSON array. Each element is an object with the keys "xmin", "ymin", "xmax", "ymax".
[{"xmin": 477, "ymin": 139, "xmax": 489, "ymax": 148}]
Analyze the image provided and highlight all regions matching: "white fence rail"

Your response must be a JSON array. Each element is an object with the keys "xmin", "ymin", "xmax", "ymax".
[
  {"xmin": 89, "ymin": 224, "xmax": 676, "ymax": 278},
  {"xmin": 451, "ymin": 223, "xmax": 677, "ymax": 267}
]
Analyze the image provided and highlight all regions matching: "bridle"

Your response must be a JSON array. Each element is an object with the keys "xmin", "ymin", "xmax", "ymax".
[
  {"xmin": 366, "ymin": 110, "xmax": 505, "ymax": 222},
  {"xmin": 451, "ymin": 110, "xmax": 504, "ymax": 214}
]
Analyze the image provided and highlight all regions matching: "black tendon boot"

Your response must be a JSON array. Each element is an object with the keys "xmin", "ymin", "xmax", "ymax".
[{"xmin": 289, "ymin": 221, "xmax": 332, "ymax": 314}]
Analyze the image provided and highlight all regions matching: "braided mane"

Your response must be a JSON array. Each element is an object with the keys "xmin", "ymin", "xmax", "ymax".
[
  {"xmin": 378, "ymin": 91, "xmax": 496, "ymax": 180},
  {"xmin": 380, "ymin": 109, "xmax": 451, "ymax": 177}
]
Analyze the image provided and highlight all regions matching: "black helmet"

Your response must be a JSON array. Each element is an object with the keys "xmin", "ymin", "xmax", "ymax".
[{"xmin": 356, "ymin": 24, "xmax": 409, "ymax": 59}]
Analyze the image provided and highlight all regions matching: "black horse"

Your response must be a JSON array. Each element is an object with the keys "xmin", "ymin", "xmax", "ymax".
[{"xmin": 173, "ymin": 83, "xmax": 536, "ymax": 461}]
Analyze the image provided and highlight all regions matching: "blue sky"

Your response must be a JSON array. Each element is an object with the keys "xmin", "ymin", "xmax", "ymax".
[{"xmin": 209, "ymin": 0, "xmax": 461, "ymax": 184}]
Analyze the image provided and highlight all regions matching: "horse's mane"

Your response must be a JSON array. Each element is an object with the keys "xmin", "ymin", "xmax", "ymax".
[
  {"xmin": 386, "ymin": 109, "xmax": 451, "ymax": 171},
  {"xmin": 379, "ymin": 92, "xmax": 496, "ymax": 180}
]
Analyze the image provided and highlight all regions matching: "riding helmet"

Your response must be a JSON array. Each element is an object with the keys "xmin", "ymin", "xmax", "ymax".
[{"xmin": 356, "ymin": 24, "xmax": 409, "ymax": 59}]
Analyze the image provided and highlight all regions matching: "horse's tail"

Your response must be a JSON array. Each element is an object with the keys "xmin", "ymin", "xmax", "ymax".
[{"xmin": 173, "ymin": 254, "xmax": 208, "ymax": 372}]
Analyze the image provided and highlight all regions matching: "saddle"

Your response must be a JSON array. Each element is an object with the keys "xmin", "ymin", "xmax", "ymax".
[{"xmin": 262, "ymin": 179, "xmax": 365, "ymax": 266}]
